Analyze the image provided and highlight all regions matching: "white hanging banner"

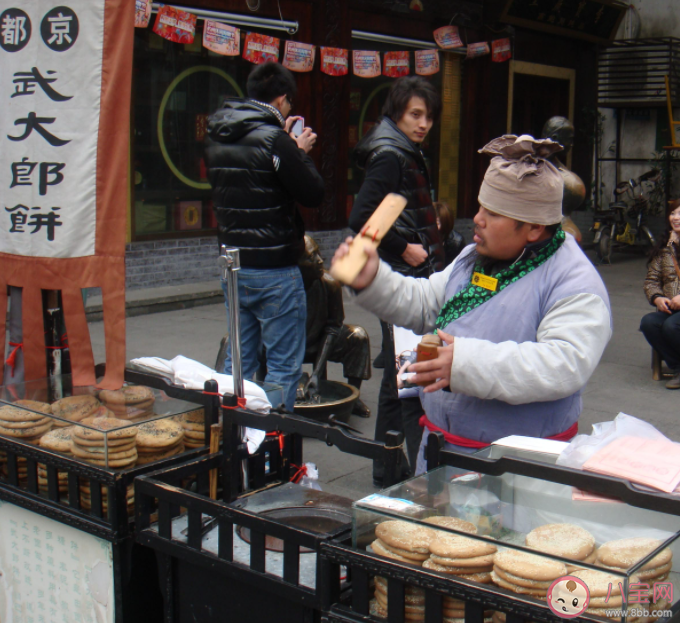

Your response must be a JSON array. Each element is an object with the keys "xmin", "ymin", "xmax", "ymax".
[{"xmin": 0, "ymin": 0, "xmax": 103, "ymax": 258}]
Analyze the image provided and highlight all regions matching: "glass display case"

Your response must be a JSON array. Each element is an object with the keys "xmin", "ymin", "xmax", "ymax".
[
  {"xmin": 0, "ymin": 375, "xmax": 208, "ymax": 470},
  {"xmin": 352, "ymin": 465, "xmax": 680, "ymax": 622}
]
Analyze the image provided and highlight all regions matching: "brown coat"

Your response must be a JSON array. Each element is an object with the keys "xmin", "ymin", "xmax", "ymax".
[{"xmin": 644, "ymin": 242, "xmax": 680, "ymax": 304}]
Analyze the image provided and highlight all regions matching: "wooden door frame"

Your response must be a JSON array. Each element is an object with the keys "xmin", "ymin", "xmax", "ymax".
[{"xmin": 507, "ymin": 60, "xmax": 576, "ymax": 168}]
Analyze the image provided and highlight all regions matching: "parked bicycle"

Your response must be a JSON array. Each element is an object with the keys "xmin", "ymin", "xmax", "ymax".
[{"xmin": 593, "ymin": 168, "xmax": 660, "ymax": 264}]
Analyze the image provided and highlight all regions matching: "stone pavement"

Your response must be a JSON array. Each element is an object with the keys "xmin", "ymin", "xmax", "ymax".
[{"xmin": 87, "ymin": 248, "xmax": 679, "ymax": 503}]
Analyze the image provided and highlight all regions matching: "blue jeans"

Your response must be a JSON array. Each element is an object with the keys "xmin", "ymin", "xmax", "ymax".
[{"xmin": 221, "ymin": 266, "xmax": 306, "ymax": 412}]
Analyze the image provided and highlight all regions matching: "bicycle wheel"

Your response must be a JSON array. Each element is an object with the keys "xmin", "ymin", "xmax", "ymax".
[{"xmin": 641, "ymin": 225, "xmax": 656, "ymax": 247}]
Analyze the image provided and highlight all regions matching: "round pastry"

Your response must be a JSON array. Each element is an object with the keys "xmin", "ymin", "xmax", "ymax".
[
  {"xmin": 597, "ymin": 537, "xmax": 672, "ymax": 571},
  {"xmin": 99, "ymin": 385, "xmax": 155, "ymax": 405},
  {"xmin": 526, "ymin": 523, "xmax": 595, "ymax": 560},
  {"xmin": 74, "ymin": 415, "xmax": 138, "ymax": 441},
  {"xmin": 39, "ymin": 426, "xmax": 75, "ymax": 453},
  {"xmin": 429, "ymin": 533, "xmax": 497, "ymax": 559},
  {"xmin": 0, "ymin": 404, "xmax": 48, "ymax": 423},
  {"xmin": 493, "ymin": 550, "xmax": 566, "ymax": 582},
  {"xmin": 375, "ymin": 520, "xmax": 436, "ymax": 554},
  {"xmin": 424, "ymin": 516, "xmax": 478, "ymax": 534},
  {"xmin": 371, "ymin": 539, "xmax": 421, "ymax": 564},
  {"xmin": 14, "ymin": 400, "xmax": 52, "ymax": 415},
  {"xmin": 135, "ymin": 419, "xmax": 184, "ymax": 449},
  {"xmin": 51, "ymin": 395, "xmax": 100, "ymax": 425}
]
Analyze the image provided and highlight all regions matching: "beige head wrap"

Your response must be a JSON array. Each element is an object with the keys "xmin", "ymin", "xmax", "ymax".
[{"xmin": 477, "ymin": 134, "xmax": 565, "ymax": 225}]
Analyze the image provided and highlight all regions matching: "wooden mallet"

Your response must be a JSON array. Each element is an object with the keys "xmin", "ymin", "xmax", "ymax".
[{"xmin": 330, "ymin": 193, "xmax": 407, "ymax": 285}]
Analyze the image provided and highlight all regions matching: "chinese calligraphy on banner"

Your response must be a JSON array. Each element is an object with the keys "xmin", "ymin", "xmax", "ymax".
[
  {"xmin": 0, "ymin": 500, "xmax": 115, "ymax": 623},
  {"xmin": 0, "ymin": 0, "xmax": 133, "ymax": 388}
]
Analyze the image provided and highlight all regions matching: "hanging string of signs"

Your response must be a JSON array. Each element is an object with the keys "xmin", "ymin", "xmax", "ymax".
[{"xmin": 134, "ymin": 0, "xmax": 512, "ymax": 75}]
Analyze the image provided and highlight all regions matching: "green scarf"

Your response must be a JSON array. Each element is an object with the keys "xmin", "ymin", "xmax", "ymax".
[{"xmin": 435, "ymin": 226, "xmax": 566, "ymax": 330}]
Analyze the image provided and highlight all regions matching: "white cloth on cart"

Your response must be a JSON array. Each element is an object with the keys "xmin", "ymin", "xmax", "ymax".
[{"xmin": 129, "ymin": 355, "xmax": 269, "ymax": 453}]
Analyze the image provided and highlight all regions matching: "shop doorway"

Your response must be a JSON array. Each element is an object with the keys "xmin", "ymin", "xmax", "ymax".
[{"xmin": 507, "ymin": 60, "xmax": 575, "ymax": 165}]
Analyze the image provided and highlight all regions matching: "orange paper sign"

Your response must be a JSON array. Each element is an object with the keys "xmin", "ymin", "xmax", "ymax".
[
  {"xmin": 203, "ymin": 20, "xmax": 239, "ymax": 56},
  {"xmin": 383, "ymin": 51, "xmax": 410, "ymax": 78},
  {"xmin": 135, "ymin": 0, "xmax": 151, "ymax": 28},
  {"xmin": 492, "ymin": 38, "xmax": 512, "ymax": 62},
  {"xmin": 153, "ymin": 5, "xmax": 196, "ymax": 44},
  {"xmin": 353, "ymin": 50, "xmax": 381, "ymax": 78},
  {"xmin": 320, "ymin": 47, "xmax": 349, "ymax": 76},
  {"xmin": 242, "ymin": 32, "xmax": 280, "ymax": 64},
  {"xmin": 415, "ymin": 49, "xmax": 439, "ymax": 75},
  {"xmin": 433, "ymin": 25, "xmax": 463, "ymax": 49},
  {"xmin": 283, "ymin": 41, "xmax": 316, "ymax": 72},
  {"xmin": 583, "ymin": 436, "xmax": 680, "ymax": 493},
  {"xmin": 467, "ymin": 41, "xmax": 490, "ymax": 58}
]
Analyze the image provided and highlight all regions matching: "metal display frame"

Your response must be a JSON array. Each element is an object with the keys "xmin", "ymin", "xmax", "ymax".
[
  {"xmin": 0, "ymin": 366, "xmax": 283, "ymax": 623},
  {"xmin": 318, "ymin": 432, "xmax": 680, "ymax": 623},
  {"xmin": 133, "ymin": 394, "xmax": 406, "ymax": 622}
]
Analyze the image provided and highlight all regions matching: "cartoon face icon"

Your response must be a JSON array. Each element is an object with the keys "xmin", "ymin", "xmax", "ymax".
[{"xmin": 547, "ymin": 576, "xmax": 590, "ymax": 618}]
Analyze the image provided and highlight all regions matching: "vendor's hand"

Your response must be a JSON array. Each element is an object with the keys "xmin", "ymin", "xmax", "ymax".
[
  {"xmin": 331, "ymin": 236, "xmax": 379, "ymax": 290},
  {"xmin": 295, "ymin": 127, "xmax": 317, "ymax": 154},
  {"xmin": 655, "ymin": 296, "xmax": 672, "ymax": 313},
  {"xmin": 402, "ymin": 243, "xmax": 428, "ymax": 267},
  {"xmin": 408, "ymin": 330, "xmax": 455, "ymax": 393},
  {"xmin": 670, "ymin": 295, "xmax": 680, "ymax": 311}
]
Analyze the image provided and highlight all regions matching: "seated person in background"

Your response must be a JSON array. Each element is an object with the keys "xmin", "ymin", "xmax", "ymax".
[
  {"xmin": 641, "ymin": 200, "xmax": 680, "ymax": 389},
  {"xmin": 434, "ymin": 201, "xmax": 466, "ymax": 266},
  {"xmin": 298, "ymin": 236, "xmax": 372, "ymax": 416}
]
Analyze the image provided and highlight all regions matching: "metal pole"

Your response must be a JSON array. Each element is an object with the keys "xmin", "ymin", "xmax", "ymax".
[
  {"xmin": 218, "ymin": 246, "xmax": 244, "ymax": 399},
  {"xmin": 217, "ymin": 246, "xmax": 249, "ymax": 492},
  {"xmin": 151, "ymin": 3, "xmax": 298, "ymax": 34}
]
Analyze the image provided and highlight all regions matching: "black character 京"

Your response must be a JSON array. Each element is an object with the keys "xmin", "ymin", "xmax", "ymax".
[{"xmin": 41, "ymin": 6, "xmax": 78, "ymax": 52}]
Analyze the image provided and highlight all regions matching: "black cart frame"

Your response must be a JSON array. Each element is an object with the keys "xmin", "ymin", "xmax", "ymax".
[{"xmin": 319, "ymin": 432, "xmax": 680, "ymax": 623}]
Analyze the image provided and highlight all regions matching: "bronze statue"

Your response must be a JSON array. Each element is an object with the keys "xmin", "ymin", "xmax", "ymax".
[
  {"xmin": 542, "ymin": 116, "xmax": 586, "ymax": 241},
  {"xmin": 298, "ymin": 235, "xmax": 371, "ymax": 417}
]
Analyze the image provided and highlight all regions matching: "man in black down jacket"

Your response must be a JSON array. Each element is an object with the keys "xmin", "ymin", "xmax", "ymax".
[
  {"xmin": 349, "ymin": 76, "xmax": 443, "ymax": 483},
  {"xmin": 205, "ymin": 62, "xmax": 324, "ymax": 411}
]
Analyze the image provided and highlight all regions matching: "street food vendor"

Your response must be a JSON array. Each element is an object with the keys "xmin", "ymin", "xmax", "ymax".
[{"xmin": 332, "ymin": 134, "xmax": 612, "ymax": 474}]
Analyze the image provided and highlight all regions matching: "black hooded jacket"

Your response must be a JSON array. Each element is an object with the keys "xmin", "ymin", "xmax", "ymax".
[
  {"xmin": 205, "ymin": 98, "xmax": 324, "ymax": 268},
  {"xmin": 350, "ymin": 116, "xmax": 443, "ymax": 277}
]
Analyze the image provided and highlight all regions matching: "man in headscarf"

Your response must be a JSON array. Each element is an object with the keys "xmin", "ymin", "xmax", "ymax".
[{"xmin": 332, "ymin": 135, "xmax": 612, "ymax": 474}]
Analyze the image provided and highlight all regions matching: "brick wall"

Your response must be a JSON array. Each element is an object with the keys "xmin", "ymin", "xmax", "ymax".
[
  {"xmin": 125, "ymin": 237, "xmax": 221, "ymax": 290},
  {"xmin": 124, "ymin": 231, "xmax": 351, "ymax": 289},
  {"xmin": 128, "ymin": 213, "xmax": 669, "ymax": 290}
]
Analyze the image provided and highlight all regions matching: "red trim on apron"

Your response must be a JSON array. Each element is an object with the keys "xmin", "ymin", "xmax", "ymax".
[{"xmin": 419, "ymin": 414, "xmax": 578, "ymax": 449}]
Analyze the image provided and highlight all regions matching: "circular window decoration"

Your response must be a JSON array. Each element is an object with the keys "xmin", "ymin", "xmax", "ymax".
[{"xmin": 157, "ymin": 66, "xmax": 243, "ymax": 190}]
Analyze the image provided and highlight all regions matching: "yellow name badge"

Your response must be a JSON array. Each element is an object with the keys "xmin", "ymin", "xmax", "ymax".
[{"xmin": 471, "ymin": 272, "xmax": 498, "ymax": 292}]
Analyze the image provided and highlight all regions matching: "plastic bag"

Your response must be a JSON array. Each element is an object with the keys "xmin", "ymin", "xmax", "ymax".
[
  {"xmin": 556, "ymin": 412, "xmax": 669, "ymax": 470},
  {"xmin": 299, "ymin": 462, "xmax": 322, "ymax": 491}
]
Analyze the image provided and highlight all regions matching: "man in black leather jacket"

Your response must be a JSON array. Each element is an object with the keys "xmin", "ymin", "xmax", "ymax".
[
  {"xmin": 349, "ymin": 76, "xmax": 443, "ymax": 483},
  {"xmin": 205, "ymin": 62, "xmax": 324, "ymax": 411}
]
